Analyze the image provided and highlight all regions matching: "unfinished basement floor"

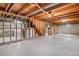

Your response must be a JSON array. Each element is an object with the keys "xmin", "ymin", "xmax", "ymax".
[{"xmin": 0, "ymin": 34, "xmax": 79, "ymax": 56}]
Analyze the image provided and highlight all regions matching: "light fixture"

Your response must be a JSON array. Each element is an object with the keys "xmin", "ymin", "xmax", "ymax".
[
  {"xmin": 62, "ymin": 20, "xmax": 65, "ymax": 22},
  {"xmin": 61, "ymin": 17, "xmax": 66, "ymax": 22}
]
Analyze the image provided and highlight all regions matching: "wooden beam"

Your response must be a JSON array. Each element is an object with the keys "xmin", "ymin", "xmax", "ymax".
[
  {"xmin": 35, "ymin": 3, "xmax": 45, "ymax": 13},
  {"xmin": 8, "ymin": 3, "xmax": 15, "ymax": 12},
  {"xmin": 32, "ymin": 4, "xmax": 79, "ymax": 20},
  {"xmin": 35, "ymin": 3, "xmax": 51, "ymax": 17},
  {"xmin": 53, "ymin": 11, "xmax": 79, "ymax": 19},
  {"xmin": 18, "ymin": 4, "xmax": 32, "ymax": 14},
  {"xmin": 51, "ymin": 4, "xmax": 77, "ymax": 14},
  {"xmin": 39, "ymin": 11, "xmax": 79, "ymax": 21},
  {"xmin": 0, "ymin": 10, "xmax": 27, "ymax": 19},
  {"xmin": 5, "ymin": 3, "xmax": 11, "ymax": 12},
  {"xmin": 17, "ymin": 3, "xmax": 30, "ymax": 14},
  {"xmin": 26, "ymin": 3, "xmax": 59, "ymax": 17}
]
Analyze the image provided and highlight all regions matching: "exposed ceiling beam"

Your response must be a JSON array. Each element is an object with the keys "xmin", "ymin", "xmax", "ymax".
[
  {"xmin": 8, "ymin": 3, "xmax": 15, "ymax": 12},
  {"xmin": 35, "ymin": 3, "xmax": 51, "ymax": 17},
  {"xmin": 33, "ymin": 4, "xmax": 79, "ymax": 20},
  {"xmin": 54, "ymin": 11, "xmax": 79, "ymax": 18},
  {"xmin": 40, "ymin": 11, "xmax": 79, "ymax": 20},
  {"xmin": 51, "ymin": 4, "xmax": 77, "ymax": 14},
  {"xmin": 5, "ymin": 3, "xmax": 11, "ymax": 12},
  {"xmin": 26, "ymin": 3, "xmax": 60, "ymax": 17},
  {"xmin": 35, "ymin": 3, "xmax": 45, "ymax": 13},
  {"xmin": 0, "ymin": 10, "xmax": 27, "ymax": 19},
  {"xmin": 17, "ymin": 3, "xmax": 30, "ymax": 14},
  {"xmin": 18, "ymin": 4, "xmax": 34, "ymax": 14}
]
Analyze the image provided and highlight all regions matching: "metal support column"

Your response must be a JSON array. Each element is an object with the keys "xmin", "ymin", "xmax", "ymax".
[
  {"xmin": 28, "ymin": 20, "xmax": 30, "ymax": 38},
  {"xmin": 32, "ymin": 20, "xmax": 34, "ymax": 37},
  {"xmin": 38, "ymin": 20, "xmax": 40, "ymax": 36},
  {"xmin": 35, "ymin": 20, "xmax": 37, "ymax": 37},
  {"xmin": 39, "ymin": 20, "xmax": 41, "ymax": 36},
  {"xmin": 20, "ymin": 23, "xmax": 22, "ymax": 40},
  {"xmin": 10, "ymin": 15, "xmax": 12, "ymax": 42},
  {"xmin": 2, "ymin": 13, "xmax": 4, "ymax": 43},
  {"xmin": 23, "ymin": 18, "xmax": 26, "ymax": 39},
  {"xmin": 25, "ymin": 19, "xmax": 27, "ymax": 39},
  {"xmin": 36, "ymin": 20, "xmax": 38, "ymax": 36},
  {"xmin": 16, "ymin": 17, "xmax": 17, "ymax": 40},
  {"xmin": 20, "ymin": 18, "xmax": 22, "ymax": 40}
]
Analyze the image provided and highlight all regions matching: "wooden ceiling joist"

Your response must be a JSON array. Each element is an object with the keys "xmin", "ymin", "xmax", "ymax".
[
  {"xmin": 26, "ymin": 3, "xmax": 59, "ymax": 17},
  {"xmin": 40, "ymin": 11, "xmax": 79, "ymax": 21},
  {"xmin": 17, "ymin": 3, "xmax": 30, "ymax": 14},
  {"xmin": 18, "ymin": 4, "xmax": 36, "ymax": 15},
  {"xmin": 5, "ymin": 3, "xmax": 11, "ymax": 12},
  {"xmin": 54, "ymin": 11, "xmax": 79, "ymax": 18},
  {"xmin": 35, "ymin": 3, "xmax": 45, "ymax": 13},
  {"xmin": 35, "ymin": 3, "xmax": 51, "ymax": 17},
  {"xmin": 32, "ymin": 3, "xmax": 79, "ymax": 20},
  {"xmin": 0, "ymin": 3, "xmax": 79, "ymax": 24},
  {"xmin": 0, "ymin": 10, "xmax": 27, "ymax": 19},
  {"xmin": 8, "ymin": 3, "xmax": 15, "ymax": 12}
]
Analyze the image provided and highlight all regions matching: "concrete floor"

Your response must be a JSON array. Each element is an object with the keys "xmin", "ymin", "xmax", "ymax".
[{"xmin": 0, "ymin": 34, "xmax": 79, "ymax": 56}]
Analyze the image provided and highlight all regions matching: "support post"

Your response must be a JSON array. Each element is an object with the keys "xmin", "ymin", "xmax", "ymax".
[
  {"xmin": 2, "ymin": 13, "xmax": 5, "ymax": 43},
  {"xmin": 16, "ymin": 17, "xmax": 17, "ymax": 40},
  {"xmin": 10, "ymin": 15, "xmax": 12, "ymax": 42}
]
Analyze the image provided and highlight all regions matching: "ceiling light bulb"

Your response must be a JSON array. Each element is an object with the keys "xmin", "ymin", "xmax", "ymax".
[{"xmin": 62, "ymin": 20, "xmax": 65, "ymax": 22}]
